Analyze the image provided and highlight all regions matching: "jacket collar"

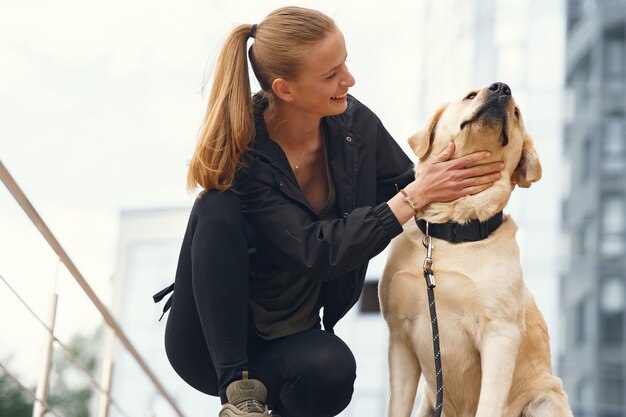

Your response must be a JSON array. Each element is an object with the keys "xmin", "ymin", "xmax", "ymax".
[
  {"xmin": 251, "ymin": 95, "xmax": 351, "ymax": 173},
  {"xmin": 250, "ymin": 93, "xmax": 356, "ymax": 215}
]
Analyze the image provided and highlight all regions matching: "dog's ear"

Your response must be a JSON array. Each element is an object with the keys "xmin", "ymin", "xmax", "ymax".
[
  {"xmin": 512, "ymin": 134, "xmax": 542, "ymax": 188},
  {"xmin": 408, "ymin": 103, "xmax": 449, "ymax": 158}
]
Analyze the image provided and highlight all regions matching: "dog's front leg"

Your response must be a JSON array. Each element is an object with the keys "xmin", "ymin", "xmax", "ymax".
[
  {"xmin": 475, "ymin": 322, "xmax": 521, "ymax": 417},
  {"xmin": 387, "ymin": 329, "xmax": 421, "ymax": 417}
]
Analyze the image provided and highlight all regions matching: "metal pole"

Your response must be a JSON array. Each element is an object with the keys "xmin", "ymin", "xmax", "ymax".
[
  {"xmin": 147, "ymin": 391, "xmax": 157, "ymax": 417},
  {"xmin": 32, "ymin": 293, "xmax": 58, "ymax": 417},
  {"xmin": 0, "ymin": 159, "xmax": 185, "ymax": 417},
  {"xmin": 96, "ymin": 327, "xmax": 117, "ymax": 417}
]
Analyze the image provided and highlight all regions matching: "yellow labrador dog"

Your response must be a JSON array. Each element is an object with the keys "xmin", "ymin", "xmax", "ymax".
[{"xmin": 379, "ymin": 83, "xmax": 572, "ymax": 417}]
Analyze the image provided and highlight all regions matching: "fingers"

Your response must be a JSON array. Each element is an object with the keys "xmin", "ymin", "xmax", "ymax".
[
  {"xmin": 433, "ymin": 142, "xmax": 455, "ymax": 163},
  {"xmin": 415, "ymin": 148, "xmax": 505, "ymax": 205},
  {"xmin": 449, "ymin": 150, "xmax": 492, "ymax": 168},
  {"xmin": 458, "ymin": 171, "xmax": 502, "ymax": 189},
  {"xmin": 460, "ymin": 182, "xmax": 494, "ymax": 196},
  {"xmin": 461, "ymin": 161, "xmax": 505, "ymax": 178}
]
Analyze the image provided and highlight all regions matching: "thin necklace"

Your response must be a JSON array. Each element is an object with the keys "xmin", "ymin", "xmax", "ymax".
[
  {"xmin": 269, "ymin": 118, "xmax": 305, "ymax": 169},
  {"xmin": 294, "ymin": 149, "xmax": 306, "ymax": 170}
]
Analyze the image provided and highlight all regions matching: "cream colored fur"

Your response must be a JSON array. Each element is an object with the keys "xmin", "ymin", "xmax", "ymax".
[{"xmin": 379, "ymin": 85, "xmax": 572, "ymax": 417}]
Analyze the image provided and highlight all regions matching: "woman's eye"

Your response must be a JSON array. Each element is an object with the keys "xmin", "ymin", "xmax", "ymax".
[
  {"xmin": 326, "ymin": 73, "xmax": 337, "ymax": 80},
  {"xmin": 465, "ymin": 92, "xmax": 477, "ymax": 100}
]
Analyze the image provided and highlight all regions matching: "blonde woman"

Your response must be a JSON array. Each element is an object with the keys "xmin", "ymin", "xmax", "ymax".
[{"xmin": 159, "ymin": 6, "xmax": 503, "ymax": 417}]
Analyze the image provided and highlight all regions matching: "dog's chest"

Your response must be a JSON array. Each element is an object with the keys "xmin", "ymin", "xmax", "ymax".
[
  {"xmin": 382, "ymin": 218, "xmax": 526, "ymax": 414},
  {"xmin": 407, "ymin": 267, "xmax": 483, "ymax": 339}
]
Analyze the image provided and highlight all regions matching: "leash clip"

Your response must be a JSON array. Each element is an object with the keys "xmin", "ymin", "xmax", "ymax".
[
  {"xmin": 423, "ymin": 235, "xmax": 433, "ymax": 271},
  {"xmin": 422, "ymin": 222, "xmax": 436, "ymax": 288}
]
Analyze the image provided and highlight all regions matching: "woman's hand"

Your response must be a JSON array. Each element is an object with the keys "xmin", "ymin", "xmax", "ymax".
[
  {"xmin": 388, "ymin": 143, "xmax": 504, "ymax": 225},
  {"xmin": 407, "ymin": 142, "xmax": 504, "ymax": 207}
]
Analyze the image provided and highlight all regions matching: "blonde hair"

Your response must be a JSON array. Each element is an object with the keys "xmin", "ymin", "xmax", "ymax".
[{"xmin": 187, "ymin": 6, "xmax": 337, "ymax": 192}]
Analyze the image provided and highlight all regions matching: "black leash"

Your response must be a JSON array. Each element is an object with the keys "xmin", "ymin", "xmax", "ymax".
[{"xmin": 420, "ymin": 219, "xmax": 444, "ymax": 417}]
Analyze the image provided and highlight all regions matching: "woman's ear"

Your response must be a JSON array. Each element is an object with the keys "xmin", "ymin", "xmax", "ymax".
[
  {"xmin": 271, "ymin": 78, "xmax": 293, "ymax": 103},
  {"xmin": 407, "ymin": 103, "xmax": 449, "ymax": 158},
  {"xmin": 511, "ymin": 134, "xmax": 542, "ymax": 188}
]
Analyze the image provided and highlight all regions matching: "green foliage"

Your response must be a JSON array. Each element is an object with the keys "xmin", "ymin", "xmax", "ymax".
[
  {"xmin": 0, "ymin": 327, "xmax": 103, "ymax": 417},
  {"xmin": 0, "ymin": 365, "xmax": 33, "ymax": 417},
  {"xmin": 47, "ymin": 329, "xmax": 102, "ymax": 417}
]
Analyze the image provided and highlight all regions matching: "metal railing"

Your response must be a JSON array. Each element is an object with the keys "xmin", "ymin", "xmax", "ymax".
[{"xmin": 0, "ymin": 159, "xmax": 185, "ymax": 417}]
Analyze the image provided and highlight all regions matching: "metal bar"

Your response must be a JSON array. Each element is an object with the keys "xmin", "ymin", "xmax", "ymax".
[
  {"xmin": 97, "ymin": 328, "xmax": 116, "ymax": 417},
  {"xmin": 2, "ymin": 273, "xmax": 111, "ymax": 398},
  {"xmin": 0, "ymin": 160, "xmax": 185, "ymax": 417},
  {"xmin": 0, "ymin": 361, "xmax": 64, "ymax": 417},
  {"xmin": 32, "ymin": 293, "xmax": 58, "ymax": 417}
]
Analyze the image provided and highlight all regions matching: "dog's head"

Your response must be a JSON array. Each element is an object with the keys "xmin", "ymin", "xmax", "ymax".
[{"xmin": 409, "ymin": 82, "xmax": 542, "ymax": 222}]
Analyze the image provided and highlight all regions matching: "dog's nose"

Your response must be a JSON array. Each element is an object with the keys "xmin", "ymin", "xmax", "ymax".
[{"xmin": 489, "ymin": 82, "xmax": 511, "ymax": 97}]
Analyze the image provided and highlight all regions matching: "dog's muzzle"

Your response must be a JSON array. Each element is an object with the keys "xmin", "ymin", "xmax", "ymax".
[{"xmin": 460, "ymin": 82, "xmax": 512, "ymax": 146}]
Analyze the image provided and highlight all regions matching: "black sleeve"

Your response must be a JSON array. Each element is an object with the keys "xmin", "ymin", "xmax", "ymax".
[
  {"xmin": 374, "ymin": 115, "xmax": 416, "ymax": 203},
  {"xmin": 348, "ymin": 98, "xmax": 415, "ymax": 203}
]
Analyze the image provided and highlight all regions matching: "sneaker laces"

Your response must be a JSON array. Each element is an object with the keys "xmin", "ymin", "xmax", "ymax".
[{"xmin": 232, "ymin": 398, "xmax": 266, "ymax": 414}]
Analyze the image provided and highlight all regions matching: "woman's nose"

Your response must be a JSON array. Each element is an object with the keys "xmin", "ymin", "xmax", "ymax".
[{"xmin": 340, "ymin": 71, "xmax": 356, "ymax": 87}]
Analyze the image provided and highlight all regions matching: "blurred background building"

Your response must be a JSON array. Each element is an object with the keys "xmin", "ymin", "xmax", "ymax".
[
  {"xmin": 110, "ymin": 208, "xmax": 207, "ymax": 417},
  {"xmin": 561, "ymin": 0, "xmax": 626, "ymax": 416}
]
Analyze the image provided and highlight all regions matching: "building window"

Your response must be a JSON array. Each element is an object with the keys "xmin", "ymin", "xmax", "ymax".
[
  {"xmin": 604, "ymin": 34, "xmax": 625, "ymax": 89},
  {"xmin": 567, "ymin": 0, "xmax": 598, "ymax": 31},
  {"xmin": 573, "ymin": 53, "xmax": 591, "ymax": 113},
  {"xmin": 359, "ymin": 281, "xmax": 380, "ymax": 314},
  {"xmin": 579, "ymin": 216, "xmax": 596, "ymax": 255},
  {"xmin": 603, "ymin": 117, "xmax": 626, "ymax": 174},
  {"xmin": 575, "ymin": 377, "xmax": 594, "ymax": 410},
  {"xmin": 568, "ymin": 0, "xmax": 583, "ymax": 31},
  {"xmin": 599, "ymin": 375, "xmax": 624, "ymax": 408},
  {"xmin": 601, "ymin": 195, "xmax": 625, "ymax": 257},
  {"xmin": 575, "ymin": 300, "xmax": 586, "ymax": 345},
  {"xmin": 600, "ymin": 276, "xmax": 624, "ymax": 345},
  {"xmin": 581, "ymin": 137, "xmax": 593, "ymax": 182}
]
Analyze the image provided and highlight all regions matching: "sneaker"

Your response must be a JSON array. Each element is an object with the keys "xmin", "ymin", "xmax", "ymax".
[{"xmin": 218, "ymin": 372, "xmax": 270, "ymax": 417}]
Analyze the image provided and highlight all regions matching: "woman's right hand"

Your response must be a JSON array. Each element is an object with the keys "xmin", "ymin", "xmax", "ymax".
[
  {"xmin": 406, "ymin": 142, "xmax": 505, "ymax": 208},
  {"xmin": 387, "ymin": 143, "xmax": 504, "ymax": 225}
]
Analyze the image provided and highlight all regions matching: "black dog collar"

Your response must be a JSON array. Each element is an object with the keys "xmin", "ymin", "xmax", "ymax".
[{"xmin": 416, "ymin": 211, "xmax": 503, "ymax": 243}]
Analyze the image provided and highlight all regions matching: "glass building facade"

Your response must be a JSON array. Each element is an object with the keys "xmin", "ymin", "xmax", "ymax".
[{"xmin": 561, "ymin": 0, "xmax": 626, "ymax": 415}]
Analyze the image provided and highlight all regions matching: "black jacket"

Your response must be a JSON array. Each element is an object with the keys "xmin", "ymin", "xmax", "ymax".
[{"xmin": 234, "ymin": 95, "xmax": 415, "ymax": 332}]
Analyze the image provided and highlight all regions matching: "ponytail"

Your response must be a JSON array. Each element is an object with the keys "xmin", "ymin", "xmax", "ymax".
[
  {"xmin": 187, "ymin": 7, "xmax": 336, "ymax": 192},
  {"xmin": 187, "ymin": 24, "xmax": 255, "ymax": 192}
]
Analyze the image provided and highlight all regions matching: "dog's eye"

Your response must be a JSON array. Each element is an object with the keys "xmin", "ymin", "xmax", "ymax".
[
  {"xmin": 514, "ymin": 108, "xmax": 520, "ymax": 119},
  {"xmin": 465, "ymin": 92, "xmax": 477, "ymax": 100}
]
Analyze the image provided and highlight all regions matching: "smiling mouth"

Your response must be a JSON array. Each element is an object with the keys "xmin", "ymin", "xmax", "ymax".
[{"xmin": 331, "ymin": 93, "xmax": 347, "ymax": 100}]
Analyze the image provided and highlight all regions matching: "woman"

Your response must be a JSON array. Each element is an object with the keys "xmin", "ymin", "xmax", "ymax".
[{"xmin": 161, "ymin": 6, "xmax": 503, "ymax": 417}]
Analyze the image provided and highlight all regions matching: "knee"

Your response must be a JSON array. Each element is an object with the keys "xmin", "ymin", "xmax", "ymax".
[
  {"xmin": 164, "ymin": 323, "xmax": 220, "ymax": 396},
  {"xmin": 284, "ymin": 337, "xmax": 356, "ymax": 416},
  {"xmin": 192, "ymin": 190, "xmax": 247, "ymax": 241},
  {"xmin": 306, "ymin": 339, "xmax": 356, "ymax": 389}
]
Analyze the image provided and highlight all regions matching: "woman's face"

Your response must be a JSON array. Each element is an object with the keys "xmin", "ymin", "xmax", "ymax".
[{"xmin": 287, "ymin": 29, "xmax": 356, "ymax": 117}]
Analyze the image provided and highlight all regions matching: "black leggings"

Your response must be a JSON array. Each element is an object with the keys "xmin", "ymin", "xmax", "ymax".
[{"xmin": 164, "ymin": 190, "xmax": 356, "ymax": 417}]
